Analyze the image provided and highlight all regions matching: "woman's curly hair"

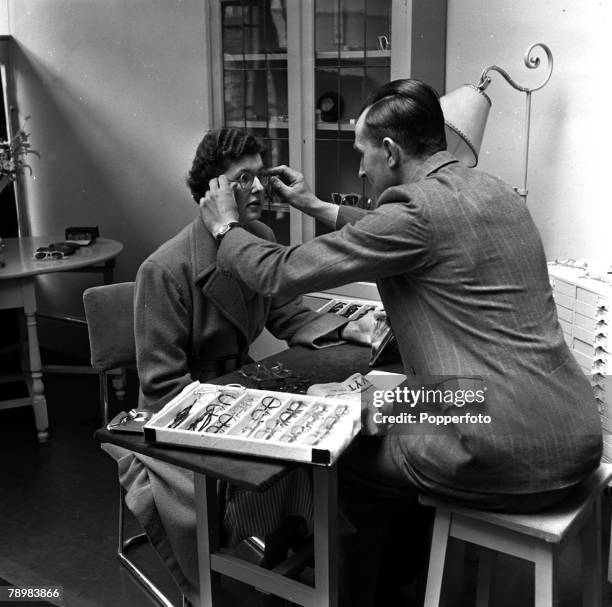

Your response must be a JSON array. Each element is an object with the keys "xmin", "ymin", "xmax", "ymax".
[{"xmin": 187, "ymin": 128, "xmax": 265, "ymax": 203}]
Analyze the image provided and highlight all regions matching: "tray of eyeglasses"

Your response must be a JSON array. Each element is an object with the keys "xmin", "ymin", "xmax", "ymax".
[{"xmin": 143, "ymin": 381, "xmax": 361, "ymax": 466}]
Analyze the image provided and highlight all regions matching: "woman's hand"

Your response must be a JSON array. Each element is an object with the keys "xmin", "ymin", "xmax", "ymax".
[{"xmin": 200, "ymin": 175, "xmax": 240, "ymax": 236}]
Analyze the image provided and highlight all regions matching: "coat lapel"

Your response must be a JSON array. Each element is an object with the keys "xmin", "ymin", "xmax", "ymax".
[{"xmin": 190, "ymin": 217, "xmax": 250, "ymax": 341}]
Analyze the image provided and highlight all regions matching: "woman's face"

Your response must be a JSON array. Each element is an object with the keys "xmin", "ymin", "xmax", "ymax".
[{"xmin": 223, "ymin": 153, "xmax": 265, "ymax": 224}]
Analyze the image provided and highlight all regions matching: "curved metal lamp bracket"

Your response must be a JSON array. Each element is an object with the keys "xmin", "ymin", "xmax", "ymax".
[
  {"xmin": 472, "ymin": 43, "xmax": 553, "ymax": 203},
  {"xmin": 477, "ymin": 43, "xmax": 553, "ymax": 94}
]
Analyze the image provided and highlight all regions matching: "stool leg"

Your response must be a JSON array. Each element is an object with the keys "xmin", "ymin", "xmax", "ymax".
[
  {"xmin": 534, "ymin": 544, "xmax": 558, "ymax": 607},
  {"xmin": 608, "ymin": 523, "xmax": 612, "ymax": 584},
  {"xmin": 475, "ymin": 549, "xmax": 496, "ymax": 607},
  {"xmin": 581, "ymin": 498, "xmax": 603, "ymax": 607},
  {"xmin": 424, "ymin": 510, "xmax": 451, "ymax": 607},
  {"xmin": 195, "ymin": 473, "xmax": 221, "ymax": 607}
]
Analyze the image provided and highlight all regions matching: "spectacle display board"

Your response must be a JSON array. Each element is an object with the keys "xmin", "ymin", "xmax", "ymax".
[
  {"xmin": 318, "ymin": 298, "xmax": 399, "ymax": 366},
  {"xmin": 143, "ymin": 381, "xmax": 361, "ymax": 466}
]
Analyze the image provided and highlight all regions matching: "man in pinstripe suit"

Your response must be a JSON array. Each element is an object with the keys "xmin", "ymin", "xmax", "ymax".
[{"xmin": 200, "ymin": 79, "xmax": 602, "ymax": 606}]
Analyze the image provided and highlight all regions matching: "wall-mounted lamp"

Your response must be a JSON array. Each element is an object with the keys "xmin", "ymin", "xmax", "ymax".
[{"xmin": 440, "ymin": 43, "xmax": 554, "ymax": 203}]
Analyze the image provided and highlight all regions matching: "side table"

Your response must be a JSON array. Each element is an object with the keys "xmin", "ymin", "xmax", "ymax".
[{"xmin": 0, "ymin": 235, "xmax": 123, "ymax": 441}]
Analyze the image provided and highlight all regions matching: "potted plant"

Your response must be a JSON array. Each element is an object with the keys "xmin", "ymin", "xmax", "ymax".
[
  {"xmin": 0, "ymin": 117, "xmax": 38, "ymax": 265},
  {"xmin": 0, "ymin": 117, "xmax": 38, "ymax": 193}
]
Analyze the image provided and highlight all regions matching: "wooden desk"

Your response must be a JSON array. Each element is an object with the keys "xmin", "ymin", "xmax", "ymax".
[
  {"xmin": 96, "ymin": 343, "xmax": 399, "ymax": 607},
  {"xmin": 0, "ymin": 236, "xmax": 123, "ymax": 441}
]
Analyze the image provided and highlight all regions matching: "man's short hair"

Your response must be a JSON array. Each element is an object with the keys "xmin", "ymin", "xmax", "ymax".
[
  {"xmin": 359, "ymin": 79, "xmax": 447, "ymax": 157},
  {"xmin": 187, "ymin": 128, "xmax": 265, "ymax": 203}
]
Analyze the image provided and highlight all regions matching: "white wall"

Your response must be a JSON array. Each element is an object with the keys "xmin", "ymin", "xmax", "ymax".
[
  {"xmin": 446, "ymin": 0, "xmax": 611, "ymax": 261},
  {"xmin": 8, "ymin": 0, "xmax": 211, "ymax": 316},
  {"xmin": 0, "ymin": 1, "xmax": 8, "ymax": 35},
  {"xmin": 6, "ymin": 0, "xmax": 611, "ymax": 321}
]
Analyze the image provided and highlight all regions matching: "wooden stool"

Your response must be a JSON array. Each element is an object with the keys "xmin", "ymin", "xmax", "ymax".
[{"xmin": 419, "ymin": 463, "xmax": 612, "ymax": 607}]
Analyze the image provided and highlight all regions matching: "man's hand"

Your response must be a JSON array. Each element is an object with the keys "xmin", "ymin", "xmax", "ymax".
[
  {"xmin": 199, "ymin": 175, "xmax": 240, "ymax": 236},
  {"xmin": 266, "ymin": 165, "xmax": 319, "ymax": 213},
  {"xmin": 267, "ymin": 165, "xmax": 340, "ymax": 228}
]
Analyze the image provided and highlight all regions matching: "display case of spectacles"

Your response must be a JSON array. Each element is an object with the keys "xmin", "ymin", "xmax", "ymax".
[
  {"xmin": 318, "ymin": 297, "xmax": 381, "ymax": 321},
  {"xmin": 143, "ymin": 381, "xmax": 361, "ymax": 465}
]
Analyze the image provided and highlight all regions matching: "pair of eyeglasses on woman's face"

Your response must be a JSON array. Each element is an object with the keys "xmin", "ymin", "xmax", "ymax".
[{"xmin": 227, "ymin": 170, "xmax": 271, "ymax": 192}]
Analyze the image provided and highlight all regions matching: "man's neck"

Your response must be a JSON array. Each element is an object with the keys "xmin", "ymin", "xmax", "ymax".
[{"xmin": 398, "ymin": 155, "xmax": 430, "ymax": 185}]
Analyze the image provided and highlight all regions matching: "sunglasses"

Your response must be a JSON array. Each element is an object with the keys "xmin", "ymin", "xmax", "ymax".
[
  {"xmin": 331, "ymin": 192, "xmax": 361, "ymax": 206},
  {"xmin": 34, "ymin": 249, "xmax": 67, "ymax": 260}
]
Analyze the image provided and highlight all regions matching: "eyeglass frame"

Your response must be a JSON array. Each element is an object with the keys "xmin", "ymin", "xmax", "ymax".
[
  {"xmin": 167, "ymin": 403, "xmax": 194, "ymax": 428},
  {"xmin": 227, "ymin": 170, "xmax": 271, "ymax": 193},
  {"xmin": 241, "ymin": 396, "xmax": 283, "ymax": 437},
  {"xmin": 187, "ymin": 402, "xmax": 227, "ymax": 432},
  {"xmin": 194, "ymin": 387, "xmax": 241, "ymax": 406},
  {"xmin": 308, "ymin": 405, "xmax": 350, "ymax": 445},
  {"xmin": 253, "ymin": 416, "xmax": 290, "ymax": 441},
  {"xmin": 250, "ymin": 396, "xmax": 282, "ymax": 421},
  {"xmin": 283, "ymin": 404, "xmax": 330, "ymax": 443},
  {"xmin": 278, "ymin": 400, "xmax": 308, "ymax": 425},
  {"xmin": 202, "ymin": 413, "xmax": 236, "ymax": 434}
]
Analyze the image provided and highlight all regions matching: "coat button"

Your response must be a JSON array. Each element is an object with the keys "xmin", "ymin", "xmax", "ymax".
[{"xmin": 409, "ymin": 366, "xmax": 417, "ymax": 375}]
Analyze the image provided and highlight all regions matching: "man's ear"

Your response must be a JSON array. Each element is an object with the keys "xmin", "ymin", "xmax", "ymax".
[{"xmin": 382, "ymin": 137, "xmax": 401, "ymax": 168}]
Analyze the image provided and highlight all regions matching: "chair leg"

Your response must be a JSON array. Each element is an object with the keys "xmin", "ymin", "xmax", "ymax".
[
  {"xmin": 112, "ymin": 368, "xmax": 128, "ymax": 400},
  {"xmin": 534, "ymin": 543, "xmax": 558, "ymax": 607},
  {"xmin": 117, "ymin": 484, "xmax": 177, "ymax": 607},
  {"xmin": 195, "ymin": 473, "xmax": 222, "ymax": 607},
  {"xmin": 581, "ymin": 498, "xmax": 603, "ymax": 607},
  {"xmin": 99, "ymin": 370, "xmax": 110, "ymax": 425},
  {"xmin": 312, "ymin": 465, "xmax": 339, "ymax": 607},
  {"xmin": 424, "ymin": 510, "xmax": 451, "ymax": 607}
]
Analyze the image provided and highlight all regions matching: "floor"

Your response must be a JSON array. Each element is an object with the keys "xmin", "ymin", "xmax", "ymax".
[
  {"xmin": 1, "ymin": 349, "xmax": 612, "ymax": 607},
  {"xmin": 0, "ymin": 354, "xmax": 272, "ymax": 607}
]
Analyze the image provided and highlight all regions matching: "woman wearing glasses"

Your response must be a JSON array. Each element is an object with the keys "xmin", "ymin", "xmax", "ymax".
[
  {"xmin": 112, "ymin": 128, "xmax": 364, "ymax": 604},
  {"xmin": 135, "ymin": 128, "xmax": 350, "ymax": 410}
]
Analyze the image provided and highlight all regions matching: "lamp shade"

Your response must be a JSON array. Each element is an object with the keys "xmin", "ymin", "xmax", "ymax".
[{"xmin": 439, "ymin": 84, "xmax": 491, "ymax": 167}]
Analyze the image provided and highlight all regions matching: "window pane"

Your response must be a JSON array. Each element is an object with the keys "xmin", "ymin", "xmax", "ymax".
[{"xmin": 314, "ymin": 0, "xmax": 391, "ymax": 238}]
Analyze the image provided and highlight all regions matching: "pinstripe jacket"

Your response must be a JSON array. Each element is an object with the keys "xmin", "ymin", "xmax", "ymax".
[{"xmin": 214, "ymin": 151, "xmax": 602, "ymax": 495}]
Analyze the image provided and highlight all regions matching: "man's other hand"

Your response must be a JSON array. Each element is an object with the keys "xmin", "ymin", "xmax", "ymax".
[
  {"xmin": 200, "ymin": 175, "xmax": 240, "ymax": 236},
  {"xmin": 340, "ymin": 310, "xmax": 376, "ymax": 346}
]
